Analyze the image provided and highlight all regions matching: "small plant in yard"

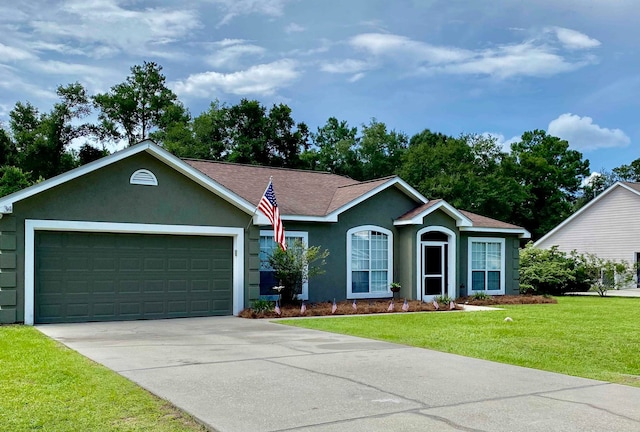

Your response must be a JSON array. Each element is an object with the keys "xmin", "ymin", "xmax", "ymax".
[
  {"xmin": 268, "ymin": 239, "xmax": 329, "ymax": 303},
  {"xmin": 472, "ymin": 291, "xmax": 492, "ymax": 300},
  {"xmin": 251, "ymin": 299, "xmax": 274, "ymax": 313},
  {"xmin": 435, "ymin": 295, "xmax": 452, "ymax": 304}
]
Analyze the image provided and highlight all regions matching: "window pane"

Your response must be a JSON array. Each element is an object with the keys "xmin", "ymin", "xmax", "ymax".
[
  {"xmin": 471, "ymin": 271, "xmax": 485, "ymax": 291},
  {"xmin": 259, "ymin": 270, "xmax": 278, "ymax": 296},
  {"xmin": 352, "ymin": 271, "xmax": 369, "ymax": 293},
  {"xmin": 487, "ymin": 271, "xmax": 500, "ymax": 290},
  {"xmin": 472, "ymin": 242, "xmax": 486, "ymax": 270},
  {"xmin": 370, "ymin": 271, "xmax": 388, "ymax": 292},
  {"xmin": 486, "ymin": 243, "xmax": 501, "ymax": 270}
]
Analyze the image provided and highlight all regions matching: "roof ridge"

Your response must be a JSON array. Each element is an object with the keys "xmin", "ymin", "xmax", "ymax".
[
  {"xmin": 335, "ymin": 175, "xmax": 397, "ymax": 189},
  {"xmin": 182, "ymin": 158, "xmax": 353, "ymax": 178}
]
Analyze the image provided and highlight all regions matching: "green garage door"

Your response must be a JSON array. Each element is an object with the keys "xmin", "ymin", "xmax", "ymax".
[{"xmin": 35, "ymin": 231, "xmax": 233, "ymax": 324}]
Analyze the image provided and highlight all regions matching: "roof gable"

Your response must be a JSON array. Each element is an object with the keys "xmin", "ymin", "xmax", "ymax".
[
  {"xmin": 535, "ymin": 181, "xmax": 640, "ymax": 246},
  {"xmin": 0, "ymin": 140, "xmax": 257, "ymax": 215}
]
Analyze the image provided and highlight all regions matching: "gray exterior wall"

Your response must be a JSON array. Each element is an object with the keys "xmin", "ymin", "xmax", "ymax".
[
  {"xmin": 459, "ymin": 233, "xmax": 521, "ymax": 296},
  {"xmin": 395, "ymin": 209, "xmax": 459, "ymax": 300},
  {"xmin": 2, "ymin": 152, "xmax": 258, "ymax": 323},
  {"xmin": 270, "ymin": 186, "xmax": 420, "ymax": 303}
]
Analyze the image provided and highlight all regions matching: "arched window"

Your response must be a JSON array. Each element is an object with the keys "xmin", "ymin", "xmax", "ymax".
[{"xmin": 347, "ymin": 226, "xmax": 393, "ymax": 298}]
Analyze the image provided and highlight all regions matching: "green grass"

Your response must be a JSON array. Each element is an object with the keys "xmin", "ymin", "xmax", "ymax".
[
  {"xmin": 0, "ymin": 326, "xmax": 207, "ymax": 432},
  {"xmin": 281, "ymin": 296, "xmax": 640, "ymax": 386}
]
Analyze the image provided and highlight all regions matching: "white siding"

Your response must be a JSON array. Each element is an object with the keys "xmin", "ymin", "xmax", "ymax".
[{"xmin": 536, "ymin": 186, "xmax": 640, "ymax": 264}]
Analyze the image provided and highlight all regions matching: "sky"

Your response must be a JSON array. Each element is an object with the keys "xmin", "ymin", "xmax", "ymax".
[{"xmin": 1, "ymin": 0, "xmax": 639, "ymax": 174}]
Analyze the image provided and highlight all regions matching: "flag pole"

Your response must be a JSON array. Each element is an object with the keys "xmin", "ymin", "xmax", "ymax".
[{"xmin": 245, "ymin": 176, "xmax": 273, "ymax": 231}]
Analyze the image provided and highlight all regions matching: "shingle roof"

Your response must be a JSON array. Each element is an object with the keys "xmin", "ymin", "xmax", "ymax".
[
  {"xmin": 621, "ymin": 182, "xmax": 640, "ymax": 194},
  {"xmin": 184, "ymin": 158, "xmax": 526, "ymax": 232},
  {"xmin": 458, "ymin": 210, "xmax": 524, "ymax": 229},
  {"xmin": 184, "ymin": 159, "xmax": 394, "ymax": 216},
  {"xmin": 395, "ymin": 199, "xmax": 443, "ymax": 221}
]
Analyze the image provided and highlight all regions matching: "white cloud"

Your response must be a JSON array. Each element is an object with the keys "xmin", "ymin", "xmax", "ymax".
[
  {"xmin": 0, "ymin": 42, "xmax": 36, "ymax": 61},
  {"xmin": 321, "ymin": 59, "xmax": 371, "ymax": 74},
  {"xmin": 348, "ymin": 73, "xmax": 365, "ymax": 83},
  {"xmin": 337, "ymin": 30, "xmax": 599, "ymax": 80},
  {"xmin": 208, "ymin": 0, "xmax": 294, "ymax": 25},
  {"xmin": 27, "ymin": 0, "xmax": 201, "ymax": 57},
  {"xmin": 351, "ymin": 33, "xmax": 470, "ymax": 64},
  {"xmin": 550, "ymin": 27, "xmax": 601, "ymax": 50},
  {"xmin": 581, "ymin": 171, "xmax": 602, "ymax": 188},
  {"xmin": 548, "ymin": 113, "xmax": 630, "ymax": 151},
  {"xmin": 173, "ymin": 59, "xmax": 299, "ymax": 97},
  {"xmin": 285, "ymin": 23, "xmax": 305, "ymax": 33},
  {"xmin": 205, "ymin": 40, "xmax": 265, "ymax": 69}
]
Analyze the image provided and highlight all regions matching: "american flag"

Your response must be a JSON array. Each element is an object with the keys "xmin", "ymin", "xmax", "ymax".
[
  {"xmin": 449, "ymin": 300, "xmax": 456, "ymax": 310},
  {"xmin": 352, "ymin": 299, "xmax": 357, "ymax": 311},
  {"xmin": 300, "ymin": 302, "xmax": 306, "ymax": 314},
  {"xmin": 274, "ymin": 300, "xmax": 281, "ymax": 316},
  {"xmin": 388, "ymin": 301, "xmax": 394, "ymax": 312},
  {"xmin": 258, "ymin": 180, "xmax": 286, "ymax": 251},
  {"xmin": 433, "ymin": 299, "xmax": 439, "ymax": 310},
  {"xmin": 402, "ymin": 299, "xmax": 409, "ymax": 312},
  {"xmin": 331, "ymin": 299, "xmax": 337, "ymax": 314}
]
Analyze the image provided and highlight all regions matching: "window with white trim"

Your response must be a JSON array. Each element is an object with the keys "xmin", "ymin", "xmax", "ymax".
[
  {"xmin": 347, "ymin": 226, "xmax": 393, "ymax": 298},
  {"xmin": 259, "ymin": 231, "xmax": 308, "ymax": 299},
  {"xmin": 468, "ymin": 238, "xmax": 505, "ymax": 294}
]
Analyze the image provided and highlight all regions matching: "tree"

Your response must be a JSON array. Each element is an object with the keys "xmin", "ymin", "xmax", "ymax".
[
  {"xmin": 612, "ymin": 158, "xmax": 640, "ymax": 182},
  {"xmin": 78, "ymin": 144, "xmax": 109, "ymax": 165},
  {"xmin": 267, "ymin": 240, "xmax": 329, "ymax": 303},
  {"xmin": 359, "ymin": 119, "xmax": 407, "ymax": 180},
  {"xmin": 0, "ymin": 128, "xmax": 17, "ymax": 167},
  {"xmin": 0, "ymin": 166, "xmax": 35, "ymax": 197},
  {"xmin": 93, "ymin": 61, "xmax": 179, "ymax": 145},
  {"xmin": 305, "ymin": 117, "xmax": 361, "ymax": 177},
  {"xmin": 9, "ymin": 83, "xmax": 92, "ymax": 179},
  {"xmin": 508, "ymin": 130, "xmax": 590, "ymax": 240}
]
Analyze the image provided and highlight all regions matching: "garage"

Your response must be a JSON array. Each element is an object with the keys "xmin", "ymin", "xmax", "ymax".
[{"xmin": 35, "ymin": 231, "xmax": 233, "ymax": 323}]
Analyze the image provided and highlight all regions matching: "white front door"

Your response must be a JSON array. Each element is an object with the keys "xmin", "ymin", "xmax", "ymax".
[{"xmin": 421, "ymin": 241, "xmax": 447, "ymax": 301}]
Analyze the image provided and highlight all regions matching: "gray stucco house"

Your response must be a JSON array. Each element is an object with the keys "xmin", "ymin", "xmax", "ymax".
[{"xmin": 0, "ymin": 140, "xmax": 529, "ymax": 324}]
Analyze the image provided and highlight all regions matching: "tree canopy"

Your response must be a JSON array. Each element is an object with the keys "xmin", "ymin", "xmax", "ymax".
[{"xmin": 3, "ymin": 61, "xmax": 633, "ymax": 242}]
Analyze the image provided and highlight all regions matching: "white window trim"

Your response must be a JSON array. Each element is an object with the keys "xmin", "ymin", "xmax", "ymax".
[
  {"xmin": 24, "ymin": 220, "xmax": 245, "ymax": 325},
  {"xmin": 260, "ymin": 230, "xmax": 309, "ymax": 300},
  {"xmin": 346, "ymin": 225, "xmax": 393, "ymax": 299},
  {"xmin": 416, "ymin": 226, "xmax": 457, "ymax": 301},
  {"xmin": 467, "ymin": 237, "xmax": 505, "ymax": 295}
]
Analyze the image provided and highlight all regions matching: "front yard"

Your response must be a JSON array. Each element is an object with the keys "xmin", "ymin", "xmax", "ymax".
[
  {"xmin": 281, "ymin": 296, "xmax": 640, "ymax": 387},
  {"xmin": 0, "ymin": 326, "xmax": 207, "ymax": 432}
]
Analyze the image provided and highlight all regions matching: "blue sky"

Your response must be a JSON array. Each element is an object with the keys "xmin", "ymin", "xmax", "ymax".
[{"xmin": 1, "ymin": 0, "xmax": 638, "ymax": 173}]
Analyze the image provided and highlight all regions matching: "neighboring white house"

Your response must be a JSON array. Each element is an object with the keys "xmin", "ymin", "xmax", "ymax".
[{"xmin": 535, "ymin": 181, "xmax": 640, "ymax": 287}]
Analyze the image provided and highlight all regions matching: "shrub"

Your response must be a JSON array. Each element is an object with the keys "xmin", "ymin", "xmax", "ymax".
[
  {"xmin": 268, "ymin": 240, "xmax": 329, "ymax": 303},
  {"xmin": 519, "ymin": 242, "xmax": 635, "ymax": 295},
  {"xmin": 251, "ymin": 299, "xmax": 274, "ymax": 313},
  {"xmin": 435, "ymin": 295, "xmax": 453, "ymax": 304},
  {"xmin": 472, "ymin": 291, "xmax": 492, "ymax": 300}
]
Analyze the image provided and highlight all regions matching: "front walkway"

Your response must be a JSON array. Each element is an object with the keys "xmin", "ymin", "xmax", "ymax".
[{"xmin": 39, "ymin": 317, "xmax": 640, "ymax": 432}]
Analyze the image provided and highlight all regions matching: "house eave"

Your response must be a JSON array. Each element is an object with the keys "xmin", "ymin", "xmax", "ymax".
[
  {"xmin": 393, "ymin": 200, "xmax": 473, "ymax": 227},
  {"xmin": 0, "ymin": 140, "xmax": 258, "ymax": 216},
  {"xmin": 460, "ymin": 226, "xmax": 531, "ymax": 239}
]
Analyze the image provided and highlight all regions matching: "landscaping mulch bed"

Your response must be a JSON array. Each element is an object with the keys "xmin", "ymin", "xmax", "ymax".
[{"xmin": 239, "ymin": 295, "xmax": 556, "ymax": 319}]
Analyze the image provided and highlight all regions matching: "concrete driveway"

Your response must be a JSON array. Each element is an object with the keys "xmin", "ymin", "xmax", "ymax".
[{"xmin": 39, "ymin": 317, "xmax": 640, "ymax": 432}]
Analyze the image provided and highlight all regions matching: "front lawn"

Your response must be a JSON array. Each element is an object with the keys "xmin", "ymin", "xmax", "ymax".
[
  {"xmin": 281, "ymin": 296, "xmax": 640, "ymax": 386},
  {"xmin": 0, "ymin": 326, "xmax": 207, "ymax": 432}
]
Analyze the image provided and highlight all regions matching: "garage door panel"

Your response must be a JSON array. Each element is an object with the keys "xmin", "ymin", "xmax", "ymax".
[{"xmin": 35, "ymin": 231, "xmax": 234, "ymax": 323}]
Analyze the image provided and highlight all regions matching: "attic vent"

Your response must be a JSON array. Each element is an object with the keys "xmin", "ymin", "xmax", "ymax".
[{"xmin": 130, "ymin": 169, "xmax": 158, "ymax": 186}]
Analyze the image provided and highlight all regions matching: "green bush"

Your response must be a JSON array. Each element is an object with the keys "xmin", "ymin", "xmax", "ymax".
[
  {"xmin": 472, "ymin": 291, "xmax": 492, "ymax": 300},
  {"xmin": 519, "ymin": 243, "xmax": 635, "ymax": 296},
  {"xmin": 251, "ymin": 299, "xmax": 274, "ymax": 313}
]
